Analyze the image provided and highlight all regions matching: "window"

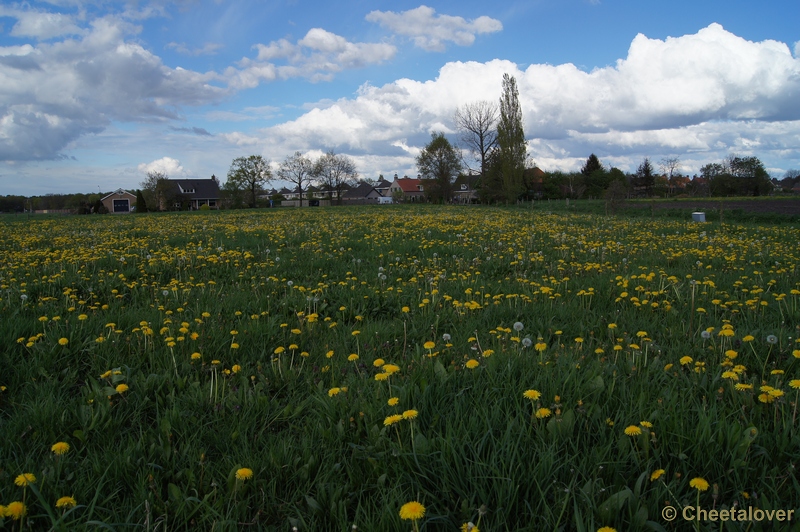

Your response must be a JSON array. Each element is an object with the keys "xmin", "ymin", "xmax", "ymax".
[{"xmin": 461, "ymin": 184, "xmax": 467, "ymax": 190}]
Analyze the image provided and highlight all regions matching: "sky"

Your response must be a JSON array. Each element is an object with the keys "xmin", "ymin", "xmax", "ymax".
[{"xmin": 0, "ymin": 0, "xmax": 798, "ymax": 196}]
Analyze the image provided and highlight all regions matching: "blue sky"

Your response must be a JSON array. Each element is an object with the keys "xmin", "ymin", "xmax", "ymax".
[{"xmin": 0, "ymin": 0, "xmax": 798, "ymax": 195}]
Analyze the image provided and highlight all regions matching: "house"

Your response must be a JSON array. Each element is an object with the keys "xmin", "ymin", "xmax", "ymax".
[
  {"xmin": 389, "ymin": 176, "xmax": 424, "ymax": 202},
  {"xmin": 342, "ymin": 181, "xmax": 383, "ymax": 203},
  {"xmin": 168, "ymin": 178, "xmax": 221, "ymax": 210},
  {"xmin": 452, "ymin": 174, "xmax": 480, "ymax": 204},
  {"xmin": 101, "ymin": 188, "xmax": 136, "ymax": 213},
  {"xmin": 374, "ymin": 178, "xmax": 392, "ymax": 197}
]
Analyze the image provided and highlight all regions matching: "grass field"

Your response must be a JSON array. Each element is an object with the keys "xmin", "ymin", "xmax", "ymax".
[{"xmin": 1, "ymin": 205, "xmax": 799, "ymax": 531}]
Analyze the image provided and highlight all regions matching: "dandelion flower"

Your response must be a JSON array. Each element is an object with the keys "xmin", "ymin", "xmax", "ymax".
[
  {"xmin": 115, "ymin": 383, "xmax": 129, "ymax": 394},
  {"xmin": 399, "ymin": 501, "xmax": 426, "ymax": 520},
  {"xmin": 402, "ymin": 409, "xmax": 418, "ymax": 420},
  {"xmin": 56, "ymin": 496, "xmax": 76, "ymax": 509},
  {"xmin": 5, "ymin": 501, "xmax": 26, "ymax": 520},
  {"xmin": 522, "ymin": 338, "xmax": 533, "ymax": 348},
  {"xmin": 375, "ymin": 373, "xmax": 389, "ymax": 381},
  {"xmin": 679, "ymin": 356, "xmax": 693, "ymax": 366},
  {"xmin": 766, "ymin": 335, "xmax": 778, "ymax": 344},
  {"xmin": 382, "ymin": 364, "xmax": 400, "ymax": 375},
  {"xmin": 734, "ymin": 383, "xmax": 753, "ymax": 391},
  {"xmin": 513, "ymin": 322, "xmax": 524, "ymax": 331},
  {"xmin": 624, "ymin": 425, "xmax": 642, "ymax": 436},
  {"xmin": 348, "ymin": 354, "xmax": 359, "ymax": 362},
  {"xmin": 373, "ymin": 358, "xmax": 385, "ymax": 367},
  {"xmin": 58, "ymin": 337, "xmax": 69, "ymax": 346},
  {"xmin": 15, "ymin": 473, "xmax": 36, "ymax": 486},
  {"xmin": 423, "ymin": 341, "xmax": 435, "ymax": 350},
  {"xmin": 639, "ymin": 421, "xmax": 653, "ymax": 428},
  {"xmin": 690, "ymin": 477, "xmax": 709, "ymax": 491},
  {"xmin": 597, "ymin": 528, "xmax": 617, "ymax": 532},
  {"xmin": 328, "ymin": 387, "xmax": 341, "ymax": 397},
  {"xmin": 235, "ymin": 468, "xmax": 253, "ymax": 481},
  {"xmin": 789, "ymin": 380, "xmax": 800, "ymax": 389},
  {"xmin": 535, "ymin": 407, "xmax": 552, "ymax": 419},
  {"xmin": 793, "ymin": 350, "xmax": 800, "ymax": 359},
  {"xmin": 51, "ymin": 442, "xmax": 70, "ymax": 455},
  {"xmin": 388, "ymin": 397, "xmax": 399, "ymax": 406},
  {"xmin": 384, "ymin": 414, "xmax": 403, "ymax": 426},
  {"xmin": 465, "ymin": 359, "xmax": 479, "ymax": 369},
  {"xmin": 523, "ymin": 389, "xmax": 541, "ymax": 401},
  {"xmin": 650, "ymin": 469, "xmax": 665, "ymax": 481}
]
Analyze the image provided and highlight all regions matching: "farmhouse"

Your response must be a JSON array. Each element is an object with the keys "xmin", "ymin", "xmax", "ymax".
[
  {"xmin": 168, "ymin": 178, "xmax": 221, "ymax": 210},
  {"xmin": 101, "ymin": 188, "xmax": 137, "ymax": 213},
  {"xmin": 389, "ymin": 176, "xmax": 424, "ymax": 202}
]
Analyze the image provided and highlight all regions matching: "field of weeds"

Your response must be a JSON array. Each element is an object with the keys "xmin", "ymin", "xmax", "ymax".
[{"xmin": 1, "ymin": 205, "xmax": 799, "ymax": 531}]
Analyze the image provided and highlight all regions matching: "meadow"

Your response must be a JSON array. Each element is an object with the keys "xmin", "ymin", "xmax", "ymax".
[{"xmin": 0, "ymin": 204, "xmax": 798, "ymax": 531}]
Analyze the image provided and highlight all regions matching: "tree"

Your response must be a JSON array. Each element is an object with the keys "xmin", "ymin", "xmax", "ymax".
[
  {"xmin": 581, "ymin": 154, "xmax": 603, "ymax": 176},
  {"xmin": 581, "ymin": 154, "xmax": 609, "ymax": 199},
  {"xmin": 313, "ymin": 150, "xmax": 359, "ymax": 205},
  {"xmin": 135, "ymin": 189, "xmax": 147, "ymax": 213},
  {"xmin": 416, "ymin": 132, "xmax": 462, "ymax": 203},
  {"xmin": 225, "ymin": 155, "xmax": 272, "ymax": 208},
  {"xmin": 634, "ymin": 158, "xmax": 655, "ymax": 196},
  {"xmin": 454, "ymin": 100, "xmax": 498, "ymax": 180},
  {"xmin": 728, "ymin": 155, "xmax": 771, "ymax": 196},
  {"xmin": 140, "ymin": 171, "xmax": 172, "ymax": 211},
  {"xmin": 659, "ymin": 157, "xmax": 681, "ymax": 196},
  {"xmin": 278, "ymin": 152, "xmax": 314, "ymax": 205},
  {"xmin": 496, "ymin": 74, "xmax": 527, "ymax": 202}
]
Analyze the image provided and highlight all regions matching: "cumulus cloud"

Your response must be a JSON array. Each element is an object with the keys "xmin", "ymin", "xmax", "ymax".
[
  {"xmin": 0, "ymin": 13, "xmax": 225, "ymax": 161},
  {"xmin": 225, "ymin": 28, "xmax": 396, "ymax": 89},
  {"xmin": 137, "ymin": 156, "xmax": 187, "ymax": 176},
  {"xmin": 241, "ymin": 24, "xmax": 800, "ymax": 178},
  {"xmin": 366, "ymin": 5, "xmax": 502, "ymax": 52}
]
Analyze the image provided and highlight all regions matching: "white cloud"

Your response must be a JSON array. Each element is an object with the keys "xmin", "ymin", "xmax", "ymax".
[
  {"xmin": 137, "ymin": 156, "xmax": 187, "ymax": 177},
  {"xmin": 366, "ymin": 5, "xmax": 502, "ymax": 52},
  {"xmin": 0, "ymin": 7, "xmax": 85, "ymax": 40},
  {"xmin": 225, "ymin": 28, "xmax": 396, "ymax": 89},
  {"xmin": 0, "ymin": 14, "xmax": 226, "ymax": 161},
  {"xmin": 166, "ymin": 41, "xmax": 224, "ymax": 56},
  {"xmin": 236, "ymin": 24, "xmax": 800, "ymax": 178}
]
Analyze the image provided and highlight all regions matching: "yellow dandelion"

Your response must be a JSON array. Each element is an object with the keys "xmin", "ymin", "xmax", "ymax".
[
  {"xmin": 58, "ymin": 337, "xmax": 69, "ymax": 346},
  {"xmin": 383, "ymin": 364, "xmax": 400, "ymax": 375},
  {"xmin": 789, "ymin": 380, "xmax": 800, "ymax": 389},
  {"xmin": 55, "ymin": 496, "xmax": 77, "ymax": 509},
  {"xmin": 51, "ymin": 442, "xmax": 70, "ymax": 455},
  {"xmin": 399, "ymin": 501, "xmax": 426, "ymax": 520},
  {"xmin": 375, "ymin": 373, "xmax": 389, "ymax": 381},
  {"xmin": 115, "ymin": 383, "xmax": 129, "ymax": 393},
  {"xmin": 373, "ymin": 358, "xmax": 385, "ymax": 367},
  {"xmin": 650, "ymin": 469, "xmax": 665, "ymax": 481},
  {"xmin": 15, "ymin": 473, "xmax": 36, "ymax": 486},
  {"xmin": 465, "ymin": 359, "xmax": 479, "ymax": 369},
  {"xmin": 535, "ymin": 407, "xmax": 552, "ymax": 419},
  {"xmin": 235, "ymin": 468, "xmax": 253, "ymax": 481},
  {"xmin": 690, "ymin": 477, "xmax": 709, "ymax": 491},
  {"xmin": 384, "ymin": 414, "xmax": 403, "ymax": 426},
  {"xmin": 348, "ymin": 354, "xmax": 359, "ymax": 362},
  {"xmin": 5, "ymin": 501, "xmax": 26, "ymax": 520},
  {"xmin": 388, "ymin": 397, "xmax": 399, "ymax": 406},
  {"xmin": 328, "ymin": 387, "xmax": 341, "ymax": 397},
  {"xmin": 523, "ymin": 389, "xmax": 541, "ymax": 401},
  {"xmin": 423, "ymin": 341, "xmax": 435, "ymax": 350},
  {"xmin": 597, "ymin": 528, "xmax": 617, "ymax": 532},
  {"xmin": 402, "ymin": 409, "xmax": 418, "ymax": 420},
  {"xmin": 624, "ymin": 425, "xmax": 642, "ymax": 436},
  {"xmin": 679, "ymin": 356, "xmax": 693, "ymax": 366}
]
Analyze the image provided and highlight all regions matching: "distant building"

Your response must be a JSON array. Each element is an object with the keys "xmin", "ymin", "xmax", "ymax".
[
  {"xmin": 167, "ymin": 178, "xmax": 221, "ymax": 210},
  {"xmin": 101, "ymin": 188, "xmax": 136, "ymax": 213},
  {"xmin": 389, "ymin": 176, "xmax": 424, "ymax": 202}
]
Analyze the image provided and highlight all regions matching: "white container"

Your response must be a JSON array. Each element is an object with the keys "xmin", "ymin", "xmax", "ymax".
[{"xmin": 692, "ymin": 212, "xmax": 706, "ymax": 222}]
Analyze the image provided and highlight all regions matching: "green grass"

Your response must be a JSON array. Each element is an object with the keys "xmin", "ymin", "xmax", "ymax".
[{"xmin": 1, "ymin": 205, "xmax": 799, "ymax": 531}]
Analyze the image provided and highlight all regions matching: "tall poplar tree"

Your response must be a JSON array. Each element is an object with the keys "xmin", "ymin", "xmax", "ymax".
[{"xmin": 496, "ymin": 73, "xmax": 526, "ymax": 202}]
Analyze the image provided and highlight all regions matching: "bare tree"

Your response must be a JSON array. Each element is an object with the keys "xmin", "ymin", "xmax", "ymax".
[
  {"xmin": 454, "ymin": 100, "xmax": 498, "ymax": 179},
  {"xmin": 659, "ymin": 156, "xmax": 681, "ymax": 196},
  {"xmin": 277, "ymin": 152, "xmax": 314, "ymax": 205},
  {"xmin": 313, "ymin": 150, "xmax": 358, "ymax": 205}
]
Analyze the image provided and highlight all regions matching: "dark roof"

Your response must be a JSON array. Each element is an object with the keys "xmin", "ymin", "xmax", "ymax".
[
  {"xmin": 453, "ymin": 174, "xmax": 480, "ymax": 190},
  {"xmin": 171, "ymin": 179, "xmax": 220, "ymax": 199},
  {"xmin": 375, "ymin": 179, "xmax": 392, "ymax": 189},
  {"xmin": 343, "ymin": 181, "xmax": 380, "ymax": 198}
]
